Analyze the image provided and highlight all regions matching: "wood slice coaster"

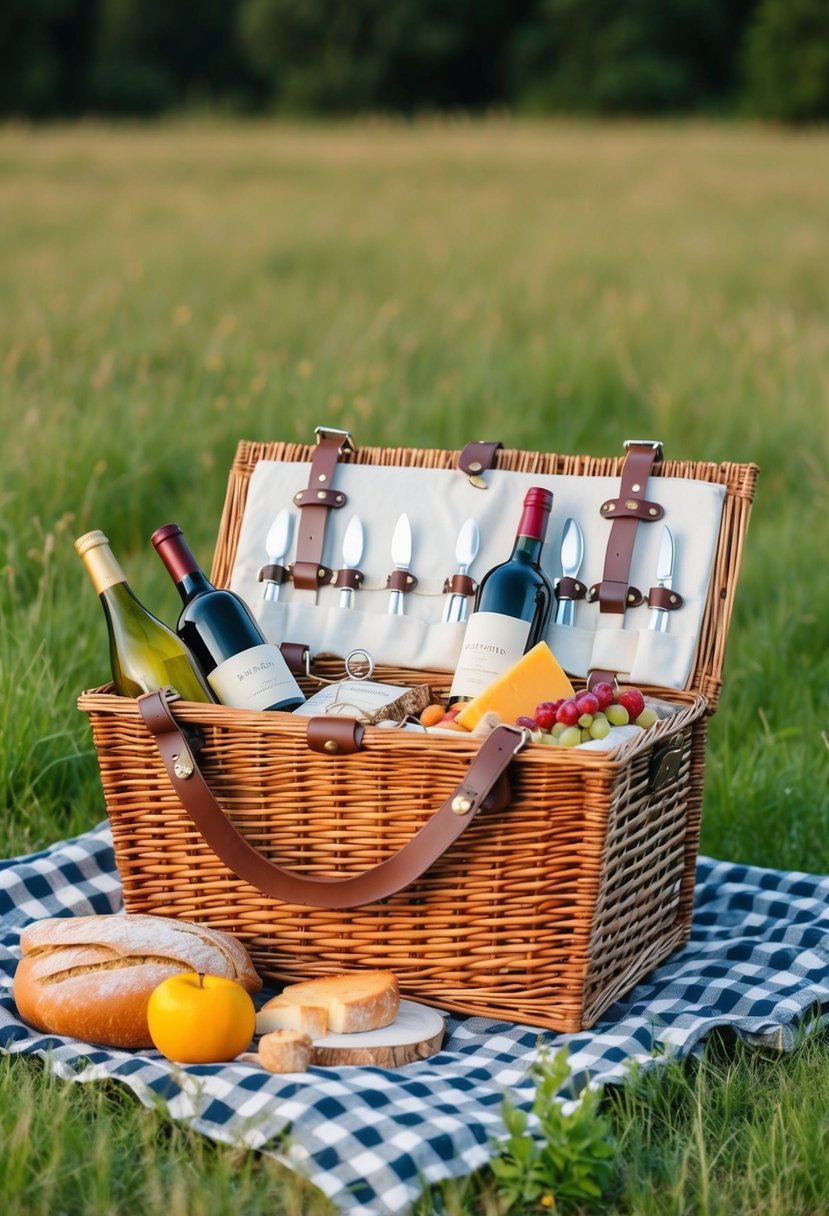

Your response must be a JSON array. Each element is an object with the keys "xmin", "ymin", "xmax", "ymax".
[{"xmin": 311, "ymin": 1000, "xmax": 445, "ymax": 1068}]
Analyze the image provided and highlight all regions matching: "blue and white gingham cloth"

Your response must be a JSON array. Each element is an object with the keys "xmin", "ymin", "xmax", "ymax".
[{"xmin": 2, "ymin": 823, "xmax": 828, "ymax": 1216}]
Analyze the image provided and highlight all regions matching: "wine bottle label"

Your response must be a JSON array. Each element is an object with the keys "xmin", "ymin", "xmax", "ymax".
[
  {"xmin": 448, "ymin": 611, "xmax": 531, "ymax": 701},
  {"xmin": 207, "ymin": 643, "xmax": 304, "ymax": 711}
]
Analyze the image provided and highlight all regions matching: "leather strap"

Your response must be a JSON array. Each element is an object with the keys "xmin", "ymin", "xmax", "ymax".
[
  {"xmin": 459, "ymin": 440, "xmax": 502, "ymax": 486},
  {"xmin": 279, "ymin": 642, "xmax": 310, "ymax": 676},
  {"xmin": 333, "ymin": 567, "xmax": 364, "ymax": 590},
  {"xmin": 594, "ymin": 443, "xmax": 663, "ymax": 614},
  {"xmin": 555, "ymin": 577, "xmax": 587, "ymax": 602},
  {"xmin": 648, "ymin": 586, "xmax": 684, "ymax": 611},
  {"xmin": 292, "ymin": 432, "xmax": 352, "ymax": 590},
  {"xmin": 387, "ymin": 569, "xmax": 417, "ymax": 593},
  {"xmin": 443, "ymin": 573, "xmax": 476, "ymax": 597},
  {"xmin": 307, "ymin": 717, "xmax": 365, "ymax": 755},
  {"xmin": 137, "ymin": 690, "xmax": 523, "ymax": 910},
  {"xmin": 257, "ymin": 563, "xmax": 291, "ymax": 586}
]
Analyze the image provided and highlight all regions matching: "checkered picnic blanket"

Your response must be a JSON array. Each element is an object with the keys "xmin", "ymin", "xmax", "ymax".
[{"xmin": 2, "ymin": 824, "xmax": 828, "ymax": 1216}]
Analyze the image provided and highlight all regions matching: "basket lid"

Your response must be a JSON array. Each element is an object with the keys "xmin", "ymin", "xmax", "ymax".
[{"xmin": 211, "ymin": 439, "xmax": 757, "ymax": 714}]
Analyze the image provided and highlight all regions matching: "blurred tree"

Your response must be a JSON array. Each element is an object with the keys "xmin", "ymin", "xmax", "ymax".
[
  {"xmin": 89, "ymin": 0, "xmax": 261, "ymax": 114},
  {"xmin": 742, "ymin": 0, "xmax": 829, "ymax": 122},
  {"xmin": 0, "ymin": 0, "xmax": 99, "ymax": 117},
  {"xmin": 237, "ymin": 0, "xmax": 531, "ymax": 113},
  {"xmin": 505, "ymin": 0, "xmax": 759, "ymax": 114}
]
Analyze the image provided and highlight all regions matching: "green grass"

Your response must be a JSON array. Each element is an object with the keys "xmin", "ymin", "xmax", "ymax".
[{"xmin": 1, "ymin": 117, "xmax": 828, "ymax": 1212}]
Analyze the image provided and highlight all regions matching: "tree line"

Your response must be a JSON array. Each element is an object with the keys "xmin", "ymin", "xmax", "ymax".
[{"xmin": 2, "ymin": 0, "xmax": 827, "ymax": 124}]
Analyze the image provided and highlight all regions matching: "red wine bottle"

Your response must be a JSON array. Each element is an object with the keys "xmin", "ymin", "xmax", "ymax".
[
  {"xmin": 448, "ymin": 487, "xmax": 554, "ymax": 704},
  {"xmin": 152, "ymin": 523, "xmax": 305, "ymax": 712}
]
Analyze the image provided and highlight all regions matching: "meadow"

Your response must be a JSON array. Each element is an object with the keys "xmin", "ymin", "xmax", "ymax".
[{"xmin": 1, "ymin": 118, "xmax": 828, "ymax": 1213}]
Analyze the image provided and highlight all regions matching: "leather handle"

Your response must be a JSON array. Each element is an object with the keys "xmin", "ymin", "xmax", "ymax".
[{"xmin": 137, "ymin": 690, "xmax": 523, "ymax": 910}]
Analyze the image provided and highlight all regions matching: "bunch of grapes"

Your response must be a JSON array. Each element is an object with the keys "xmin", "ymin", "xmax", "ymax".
[{"xmin": 515, "ymin": 683, "xmax": 658, "ymax": 748}]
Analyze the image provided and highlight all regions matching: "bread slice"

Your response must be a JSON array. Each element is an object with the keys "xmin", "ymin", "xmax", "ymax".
[
  {"xmin": 258, "ymin": 1030, "xmax": 313, "ymax": 1074},
  {"xmin": 276, "ymin": 970, "xmax": 399, "ymax": 1035},
  {"xmin": 255, "ymin": 998, "xmax": 328, "ymax": 1039}
]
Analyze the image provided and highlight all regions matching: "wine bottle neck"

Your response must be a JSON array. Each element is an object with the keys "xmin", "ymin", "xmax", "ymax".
[
  {"xmin": 76, "ymin": 536, "xmax": 127, "ymax": 595},
  {"xmin": 152, "ymin": 524, "xmax": 213, "ymax": 603},
  {"xmin": 510, "ymin": 533, "xmax": 544, "ymax": 563},
  {"xmin": 175, "ymin": 570, "xmax": 213, "ymax": 602}
]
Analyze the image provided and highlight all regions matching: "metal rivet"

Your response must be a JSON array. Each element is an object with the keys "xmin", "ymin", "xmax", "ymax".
[
  {"xmin": 670, "ymin": 594, "xmax": 678, "ymax": 604},
  {"xmin": 323, "ymin": 740, "xmax": 340, "ymax": 754},
  {"xmin": 452, "ymin": 795, "xmax": 473, "ymax": 815},
  {"xmin": 468, "ymin": 461, "xmax": 482, "ymax": 473},
  {"xmin": 631, "ymin": 482, "xmax": 641, "ymax": 492},
  {"xmin": 648, "ymin": 507, "xmax": 658, "ymax": 516},
  {"xmin": 625, "ymin": 499, "xmax": 638, "ymax": 511},
  {"xmin": 317, "ymin": 490, "xmax": 327, "ymax": 500},
  {"xmin": 336, "ymin": 494, "xmax": 344, "ymax": 503},
  {"xmin": 603, "ymin": 502, "xmax": 615, "ymax": 512},
  {"xmin": 318, "ymin": 473, "xmax": 327, "ymax": 482},
  {"xmin": 318, "ymin": 568, "xmax": 326, "ymax": 578},
  {"xmin": 173, "ymin": 752, "xmax": 194, "ymax": 779}
]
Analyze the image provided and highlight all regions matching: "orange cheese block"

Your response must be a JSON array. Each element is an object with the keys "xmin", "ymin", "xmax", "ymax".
[{"xmin": 456, "ymin": 641, "xmax": 575, "ymax": 731}]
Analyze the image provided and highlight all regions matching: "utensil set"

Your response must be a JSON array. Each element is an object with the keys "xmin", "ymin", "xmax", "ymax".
[{"xmin": 261, "ymin": 509, "xmax": 678, "ymax": 630}]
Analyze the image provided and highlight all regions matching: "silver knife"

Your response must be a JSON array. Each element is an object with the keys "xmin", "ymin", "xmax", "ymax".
[
  {"xmin": 554, "ymin": 517, "xmax": 584, "ymax": 626},
  {"xmin": 648, "ymin": 525, "xmax": 675, "ymax": 632},
  {"xmin": 443, "ymin": 517, "xmax": 480, "ymax": 622},
  {"xmin": 263, "ymin": 508, "xmax": 293, "ymax": 602},
  {"xmin": 339, "ymin": 514, "xmax": 364, "ymax": 609},
  {"xmin": 388, "ymin": 513, "xmax": 413, "ymax": 615}
]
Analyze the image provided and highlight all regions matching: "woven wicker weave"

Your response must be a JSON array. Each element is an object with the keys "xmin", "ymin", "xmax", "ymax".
[{"xmin": 78, "ymin": 442, "xmax": 756, "ymax": 1032}]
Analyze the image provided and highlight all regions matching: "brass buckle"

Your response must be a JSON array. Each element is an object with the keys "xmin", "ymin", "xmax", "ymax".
[
  {"xmin": 314, "ymin": 426, "xmax": 356, "ymax": 454},
  {"xmin": 624, "ymin": 438, "xmax": 664, "ymax": 462}
]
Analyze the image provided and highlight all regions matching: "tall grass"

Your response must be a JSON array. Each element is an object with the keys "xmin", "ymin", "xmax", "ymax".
[{"xmin": 1, "ymin": 119, "xmax": 828, "ymax": 1212}]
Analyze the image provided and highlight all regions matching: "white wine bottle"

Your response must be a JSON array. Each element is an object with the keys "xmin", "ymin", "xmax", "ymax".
[
  {"xmin": 75, "ymin": 530, "xmax": 213, "ymax": 702},
  {"xmin": 151, "ymin": 523, "xmax": 305, "ymax": 712}
]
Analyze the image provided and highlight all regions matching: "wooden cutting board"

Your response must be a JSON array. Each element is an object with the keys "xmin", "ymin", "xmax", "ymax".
[{"xmin": 311, "ymin": 1000, "xmax": 445, "ymax": 1068}]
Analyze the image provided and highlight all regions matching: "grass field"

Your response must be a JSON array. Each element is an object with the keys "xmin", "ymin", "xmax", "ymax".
[{"xmin": 1, "ymin": 118, "xmax": 828, "ymax": 1213}]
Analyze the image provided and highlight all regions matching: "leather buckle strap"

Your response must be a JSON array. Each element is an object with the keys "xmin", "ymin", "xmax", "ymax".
[
  {"xmin": 137, "ymin": 689, "xmax": 526, "ymax": 910},
  {"xmin": 292, "ymin": 429, "xmax": 354, "ymax": 590},
  {"xmin": 594, "ymin": 441, "xmax": 664, "ymax": 615},
  {"xmin": 459, "ymin": 440, "xmax": 502, "ymax": 488}
]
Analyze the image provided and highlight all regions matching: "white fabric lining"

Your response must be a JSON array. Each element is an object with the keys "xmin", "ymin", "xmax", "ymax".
[{"xmin": 230, "ymin": 461, "xmax": 725, "ymax": 689}]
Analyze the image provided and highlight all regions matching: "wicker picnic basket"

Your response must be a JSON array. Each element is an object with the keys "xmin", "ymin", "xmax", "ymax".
[{"xmin": 78, "ymin": 437, "xmax": 757, "ymax": 1032}]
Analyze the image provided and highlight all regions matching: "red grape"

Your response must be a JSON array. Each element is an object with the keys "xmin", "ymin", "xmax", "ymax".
[
  {"xmin": 556, "ymin": 699, "xmax": 581, "ymax": 726},
  {"xmin": 591, "ymin": 681, "xmax": 615, "ymax": 710},
  {"xmin": 617, "ymin": 687, "xmax": 646, "ymax": 720}
]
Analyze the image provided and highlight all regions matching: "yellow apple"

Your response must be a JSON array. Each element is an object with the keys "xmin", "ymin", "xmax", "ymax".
[{"xmin": 147, "ymin": 971, "xmax": 256, "ymax": 1064}]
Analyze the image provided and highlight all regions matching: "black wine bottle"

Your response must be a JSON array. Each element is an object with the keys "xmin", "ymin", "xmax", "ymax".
[
  {"xmin": 74, "ymin": 530, "xmax": 214, "ymax": 703},
  {"xmin": 448, "ymin": 487, "xmax": 554, "ymax": 704},
  {"xmin": 151, "ymin": 523, "xmax": 305, "ymax": 712}
]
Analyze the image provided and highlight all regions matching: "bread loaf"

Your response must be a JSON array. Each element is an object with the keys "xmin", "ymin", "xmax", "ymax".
[
  {"xmin": 267, "ymin": 970, "xmax": 400, "ymax": 1035},
  {"xmin": 14, "ymin": 914, "xmax": 261, "ymax": 1050},
  {"xmin": 258, "ymin": 1030, "xmax": 314, "ymax": 1074}
]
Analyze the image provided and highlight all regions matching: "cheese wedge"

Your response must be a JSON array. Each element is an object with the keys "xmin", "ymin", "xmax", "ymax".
[
  {"xmin": 276, "ymin": 970, "xmax": 400, "ymax": 1035},
  {"xmin": 456, "ymin": 641, "xmax": 575, "ymax": 731},
  {"xmin": 256, "ymin": 998, "xmax": 328, "ymax": 1039}
]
